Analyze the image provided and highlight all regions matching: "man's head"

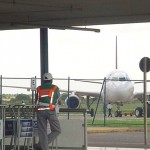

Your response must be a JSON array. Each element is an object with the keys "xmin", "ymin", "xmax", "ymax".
[{"xmin": 43, "ymin": 73, "xmax": 53, "ymax": 83}]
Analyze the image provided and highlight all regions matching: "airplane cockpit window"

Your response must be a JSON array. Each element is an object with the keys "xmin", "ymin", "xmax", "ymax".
[
  {"xmin": 119, "ymin": 77, "xmax": 126, "ymax": 81},
  {"xmin": 119, "ymin": 75, "xmax": 131, "ymax": 81},
  {"xmin": 111, "ymin": 77, "xmax": 118, "ymax": 81},
  {"xmin": 106, "ymin": 70, "xmax": 131, "ymax": 81},
  {"xmin": 125, "ymin": 75, "xmax": 130, "ymax": 81}
]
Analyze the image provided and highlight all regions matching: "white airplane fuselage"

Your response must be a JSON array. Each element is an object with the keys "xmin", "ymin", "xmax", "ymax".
[{"xmin": 102, "ymin": 69, "xmax": 134, "ymax": 103}]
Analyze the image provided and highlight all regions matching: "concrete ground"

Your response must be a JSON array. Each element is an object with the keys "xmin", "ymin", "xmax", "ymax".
[
  {"xmin": 4, "ymin": 126, "xmax": 150, "ymax": 150},
  {"xmin": 88, "ymin": 147, "xmax": 150, "ymax": 150},
  {"xmin": 87, "ymin": 126, "xmax": 150, "ymax": 149}
]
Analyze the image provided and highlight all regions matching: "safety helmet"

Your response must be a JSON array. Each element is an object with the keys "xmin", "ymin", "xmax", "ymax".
[{"xmin": 43, "ymin": 73, "xmax": 53, "ymax": 80}]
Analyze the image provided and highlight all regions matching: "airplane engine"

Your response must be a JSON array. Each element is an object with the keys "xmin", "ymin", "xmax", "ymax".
[{"xmin": 65, "ymin": 95, "xmax": 80, "ymax": 109}]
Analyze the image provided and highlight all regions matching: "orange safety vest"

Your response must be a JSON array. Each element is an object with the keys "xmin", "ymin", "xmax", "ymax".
[{"xmin": 36, "ymin": 85, "xmax": 58, "ymax": 111}]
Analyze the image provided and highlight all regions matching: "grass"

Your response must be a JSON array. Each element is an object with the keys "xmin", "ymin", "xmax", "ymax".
[
  {"xmin": 80, "ymin": 99, "xmax": 143, "ymax": 114},
  {"xmin": 58, "ymin": 98, "xmax": 147, "ymax": 128},
  {"xmin": 79, "ymin": 99, "xmax": 150, "ymax": 128},
  {"xmin": 87, "ymin": 118, "xmax": 150, "ymax": 127}
]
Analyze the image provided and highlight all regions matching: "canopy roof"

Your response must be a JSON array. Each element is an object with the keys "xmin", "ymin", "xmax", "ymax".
[{"xmin": 0, "ymin": 0, "xmax": 150, "ymax": 30}]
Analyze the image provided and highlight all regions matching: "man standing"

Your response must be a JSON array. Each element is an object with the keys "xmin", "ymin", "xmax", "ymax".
[
  {"xmin": 107, "ymin": 102, "xmax": 113, "ymax": 117},
  {"xmin": 34, "ymin": 73, "xmax": 61, "ymax": 150}
]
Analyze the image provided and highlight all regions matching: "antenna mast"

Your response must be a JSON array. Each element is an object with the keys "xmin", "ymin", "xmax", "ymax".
[{"xmin": 116, "ymin": 36, "xmax": 118, "ymax": 69}]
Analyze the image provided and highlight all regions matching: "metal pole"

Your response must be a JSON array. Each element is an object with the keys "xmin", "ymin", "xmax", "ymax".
[
  {"xmin": 67, "ymin": 77, "xmax": 70, "ymax": 120},
  {"xmin": 103, "ymin": 77, "xmax": 106, "ymax": 126},
  {"xmin": 0, "ymin": 75, "xmax": 2, "ymax": 104},
  {"xmin": 40, "ymin": 28, "xmax": 49, "ymax": 85},
  {"xmin": 144, "ymin": 57, "xmax": 147, "ymax": 145},
  {"xmin": 32, "ymin": 76, "xmax": 36, "ymax": 105},
  {"xmin": 84, "ymin": 111, "xmax": 87, "ymax": 150},
  {"xmin": 2, "ymin": 105, "xmax": 5, "ymax": 150},
  {"xmin": 92, "ymin": 79, "xmax": 105, "ymax": 125}
]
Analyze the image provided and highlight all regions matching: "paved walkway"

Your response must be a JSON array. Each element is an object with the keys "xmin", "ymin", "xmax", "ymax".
[
  {"xmin": 5, "ymin": 147, "xmax": 150, "ymax": 150},
  {"xmin": 4, "ymin": 127, "xmax": 149, "ymax": 150},
  {"xmin": 88, "ymin": 147, "xmax": 150, "ymax": 150}
]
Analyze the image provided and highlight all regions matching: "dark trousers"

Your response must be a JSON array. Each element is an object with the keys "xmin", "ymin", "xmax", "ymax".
[{"xmin": 108, "ymin": 109, "xmax": 112, "ymax": 117}]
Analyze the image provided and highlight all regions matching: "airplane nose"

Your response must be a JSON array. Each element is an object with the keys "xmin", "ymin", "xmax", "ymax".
[{"xmin": 105, "ymin": 81, "xmax": 134, "ymax": 102}]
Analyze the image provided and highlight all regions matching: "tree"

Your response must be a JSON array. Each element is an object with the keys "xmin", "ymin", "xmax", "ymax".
[{"xmin": 15, "ymin": 94, "xmax": 31, "ymax": 101}]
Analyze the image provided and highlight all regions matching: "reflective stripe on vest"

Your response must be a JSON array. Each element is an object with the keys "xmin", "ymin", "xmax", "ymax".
[{"xmin": 37, "ymin": 85, "xmax": 57, "ymax": 111}]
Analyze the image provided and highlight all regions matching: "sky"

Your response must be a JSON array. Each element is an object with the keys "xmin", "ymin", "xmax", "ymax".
[{"xmin": 1, "ymin": 22, "xmax": 150, "ymax": 93}]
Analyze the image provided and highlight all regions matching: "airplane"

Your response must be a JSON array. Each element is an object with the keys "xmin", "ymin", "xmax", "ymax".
[
  {"xmin": 62, "ymin": 68, "xmax": 135, "ymax": 117},
  {"xmin": 62, "ymin": 36, "xmax": 135, "ymax": 117},
  {"xmin": 61, "ymin": 37, "xmax": 150, "ymax": 118},
  {"xmin": 1, "ymin": 37, "xmax": 148, "ymax": 118}
]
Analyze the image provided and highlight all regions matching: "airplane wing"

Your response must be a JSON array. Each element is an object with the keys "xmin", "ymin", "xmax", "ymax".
[
  {"xmin": 73, "ymin": 79, "xmax": 103, "ymax": 84},
  {"xmin": 60, "ymin": 89, "xmax": 100, "ymax": 98},
  {"xmin": 133, "ymin": 79, "xmax": 150, "ymax": 98},
  {"xmin": 2, "ymin": 85, "xmax": 100, "ymax": 98},
  {"xmin": 133, "ymin": 91, "xmax": 150, "ymax": 98}
]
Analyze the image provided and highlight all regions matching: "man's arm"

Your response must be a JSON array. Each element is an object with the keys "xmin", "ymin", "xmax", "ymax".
[{"xmin": 54, "ymin": 86, "xmax": 61, "ymax": 105}]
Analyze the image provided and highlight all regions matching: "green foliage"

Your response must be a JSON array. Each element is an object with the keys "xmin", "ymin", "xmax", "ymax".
[
  {"xmin": 134, "ymin": 94, "xmax": 144, "ymax": 103},
  {"xmin": 15, "ymin": 94, "xmax": 31, "ymax": 101},
  {"xmin": 2, "ymin": 93, "xmax": 32, "ymax": 105},
  {"xmin": 60, "ymin": 93, "xmax": 68, "ymax": 101}
]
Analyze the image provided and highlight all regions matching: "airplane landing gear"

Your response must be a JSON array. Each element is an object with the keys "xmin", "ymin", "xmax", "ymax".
[
  {"xmin": 135, "ymin": 102, "xmax": 150, "ymax": 118},
  {"xmin": 115, "ymin": 110, "xmax": 122, "ymax": 117},
  {"xmin": 135, "ymin": 107, "xmax": 143, "ymax": 117},
  {"xmin": 114, "ymin": 104, "xmax": 122, "ymax": 117}
]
